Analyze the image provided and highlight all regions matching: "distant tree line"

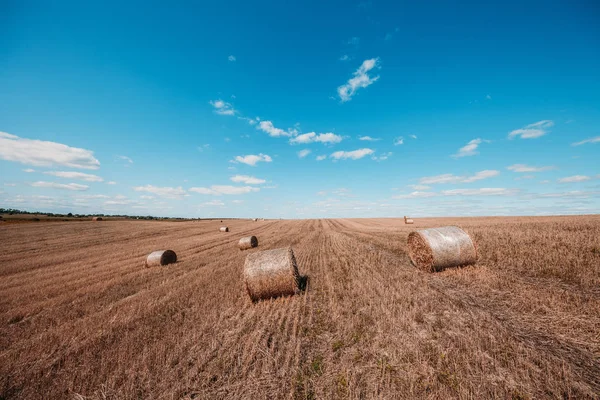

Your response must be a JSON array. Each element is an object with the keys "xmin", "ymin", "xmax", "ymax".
[{"xmin": 0, "ymin": 208, "xmax": 194, "ymax": 221}]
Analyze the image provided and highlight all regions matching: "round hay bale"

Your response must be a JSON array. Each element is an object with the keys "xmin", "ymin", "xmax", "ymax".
[
  {"xmin": 220, "ymin": 226, "xmax": 229, "ymax": 232},
  {"xmin": 144, "ymin": 250, "xmax": 177, "ymax": 268},
  {"xmin": 407, "ymin": 226, "xmax": 477, "ymax": 272},
  {"xmin": 404, "ymin": 218, "xmax": 414, "ymax": 224},
  {"xmin": 92, "ymin": 217, "xmax": 103, "ymax": 221},
  {"xmin": 243, "ymin": 247, "xmax": 300, "ymax": 301},
  {"xmin": 239, "ymin": 236, "xmax": 258, "ymax": 250}
]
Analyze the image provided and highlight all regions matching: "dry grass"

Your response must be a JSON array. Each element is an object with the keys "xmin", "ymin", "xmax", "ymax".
[{"xmin": 1, "ymin": 216, "xmax": 599, "ymax": 399}]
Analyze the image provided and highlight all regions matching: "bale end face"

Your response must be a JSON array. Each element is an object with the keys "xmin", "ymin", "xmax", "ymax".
[
  {"xmin": 145, "ymin": 250, "xmax": 177, "ymax": 268},
  {"xmin": 220, "ymin": 226, "xmax": 229, "ymax": 232},
  {"xmin": 239, "ymin": 236, "xmax": 258, "ymax": 250},
  {"xmin": 407, "ymin": 226, "xmax": 477, "ymax": 272},
  {"xmin": 243, "ymin": 247, "xmax": 301, "ymax": 301}
]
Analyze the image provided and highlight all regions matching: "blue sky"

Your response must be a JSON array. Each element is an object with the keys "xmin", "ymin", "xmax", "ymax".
[{"xmin": 1, "ymin": 0, "xmax": 599, "ymax": 218}]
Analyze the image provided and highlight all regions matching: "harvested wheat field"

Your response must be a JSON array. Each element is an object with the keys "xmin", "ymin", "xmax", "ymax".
[{"xmin": 1, "ymin": 216, "xmax": 600, "ymax": 399}]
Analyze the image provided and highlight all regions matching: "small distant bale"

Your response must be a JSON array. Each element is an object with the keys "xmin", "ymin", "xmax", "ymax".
[
  {"xmin": 239, "ymin": 236, "xmax": 258, "ymax": 250},
  {"xmin": 220, "ymin": 226, "xmax": 229, "ymax": 232},
  {"xmin": 404, "ymin": 216, "xmax": 414, "ymax": 224},
  {"xmin": 244, "ymin": 247, "xmax": 301, "ymax": 301},
  {"xmin": 407, "ymin": 226, "xmax": 477, "ymax": 272},
  {"xmin": 145, "ymin": 250, "xmax": 177, "ymax": 268},
  {"xmin": 92, "ymin": 217, "xmax": 103, "ymax": 221},
  {"xmin": 253, "ymin": 218, "xmax": 258, "ymax": 222}
]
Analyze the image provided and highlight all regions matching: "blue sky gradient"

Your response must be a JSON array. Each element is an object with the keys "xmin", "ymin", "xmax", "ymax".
[{"xmin": 1, "ymin": 1, "xmax": 599, "ymax": 218}]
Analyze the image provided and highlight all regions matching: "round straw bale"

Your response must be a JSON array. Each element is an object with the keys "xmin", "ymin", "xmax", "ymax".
[
  {"xmin": 144, "ymin": 250, "xmax": 177, "ymax": 268},
  {"xmin": 92, "ymin": 217, "xmax": 103, "ymax": 221},
  {"xmin": 243, "ymin": 247, "xmax": 300, "ymax": 301},
  {"xmin": 404, "ymin": 218, "xmax": 414, "ymax": 224},
  {"xmin": 407, "ymin": 226, "xmax": 477, "ymax": 272},
  {"xmin": 239, "ymin": 236, "xmax": 258, "ymax": 250},
  {"xmin": 220, "ymin": 226, "xmax": 229, "ymax": 232}
]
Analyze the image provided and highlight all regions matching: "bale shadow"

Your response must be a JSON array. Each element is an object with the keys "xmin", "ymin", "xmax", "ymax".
[{"xmin": 298, "ymin": 275, "xmax": 309, "ymax": 291}]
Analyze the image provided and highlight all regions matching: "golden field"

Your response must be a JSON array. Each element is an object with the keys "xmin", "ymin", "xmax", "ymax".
[{"xmin": 1, "ymin": 217, "xmax": 599, "ymax": 399}]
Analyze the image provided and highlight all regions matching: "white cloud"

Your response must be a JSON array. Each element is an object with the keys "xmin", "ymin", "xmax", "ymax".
[
  {"xmin": 453, "ymin": 138, "xmax": 488, "ymax": 158},
  {"xmin": 359, "ymin": 136, "xmax": 380, "ymax": 141},
  {"xmin": 558, "ymin": 175, "xmax": 591, "ymax": 183},
  {"xmin": 257, "ymin": 120, "xmax": 297, "ymax": 137},
  {"xmin": 340, "ymin": 54, "xmax": 350, "ymax": 61},
  {"xmin": 372, "ymin": 152, "xmax": 392, "ymax": 161},
  {"xmin": 571, "ymin": 136, "xmax": 600, "ymax": 146},
  {"xmin": 316, "ymin": 155, "xmax": 327, "ymax": 161},
  {"xmin": 118, "ymin": 155, "xmax": 133, "ymax": 164},
  {"xmin": 232, "ymin": 153, "xmax": 272, "ymax": 166},
  {"xmin": 409, "ymin": 184, "xmax": 431, "ymax": 190},
  {"xmin": 189, "ymin": 185, "xmax": 259, "ymax": 195},
  {"xmin": 197, "ymin": 144, "xmax": 210, "ymax": 152},
  {"xmin": 508, "ymin": 120, "xmax": 554, "ymax": 139},
  {"xmin": 393, "ymin": 137, "xmax": 404, "ymax": 145},
  {"xmin": 209, "ymin": 99, "xmax": 236, "ymax": 116},
  {"xmin": 330, "ymin": 148, "xmax": 374, "ymax": 160},
  {"xmin": 239, "ymin": 116, "xmax": 259, "ymax": 126},
  {"xmin": 420, "ymin": 170, "xmax": 500, "ymax": 184},
  {"xmin": 230, "ymin": 175, "xmax": 266, "ymax": 184},
  {"xmin": 393, "ymin": 191, "xmax": 438, "ymax": 199},
  {"xmin": 0, "ymin": 131, "xmax": 100, "ymax": 170},
  {"xmin": 43, "ymin": 171, "xmax": 104, "ymax": 182},
  {"xmin": 441, "ymin": 188, "xmax": 518, "ymax": 196},
  {"xmin": 23, "ymin": 168, "xmax": 35, "ymax": 173},
  {"xmin": 132, "ymin": 185, "xmax": 187, "ymax": 199},
  {"xmin": 410, "ymin": 134, "xmax": 417, "ymax": 139},
  {"xmin": 78, "ymin": 194, "xmax": 110, "ymax": 199},
  {"xmin": 4, "ymin": 183, "xmax": 16, "ymax": 187},
  {"xmin": 140, "ymin": 195, "xmax": 154, "ymax": 199},
  {"xmin": 507, "ymin": 164, "xmax": 556, "ymax": 173},
  {"xmin": 290, "ymin": 132, "xmax": 343, "ymax": 145},
  {"xmin": 106, "ymin": 181, "xmax": 116, "ymax": 185},
  {"xmin": 228, "ymin": 55, "xmax": 236, "ymax": 62},
  {"xmin": 200, "ymin": 200, "xmax": 225, "ymax": 207},
  {"xmin": 298, "ymin": 149, "xmax": 311, "ymax": 158},
  {"xmin": 30, "ymin": 181, "xmax": 89, "ymax": 191},
  {"xmin": 338, "ymin": 58, "xmax": 380, "ymax": 102}
]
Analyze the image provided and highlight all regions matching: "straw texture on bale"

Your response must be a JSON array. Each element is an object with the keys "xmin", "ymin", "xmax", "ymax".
[
  {"xmin": 92, "ymin": 217, "xmax": 103, "ymax": 221},
  {"xmin": 144, "ymin": 250, "xmax": 177, "ymax": 268},
  {"xmin": 239, "ymin": 236, "xmax": 258, "ymax": 250},
  {"xmin": 220, "ymin": 226, "xmax": 229, "ymax": 232},
  {"xmin": 407, "ymin": 226, "xmax": 477, "ymax": 272},
  {"xmin": 243, "ymin": 247, "xmax": 300, "ymax": 301}
]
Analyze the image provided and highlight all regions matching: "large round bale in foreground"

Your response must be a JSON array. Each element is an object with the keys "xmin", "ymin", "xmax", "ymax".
[
  {"xmin": 407, "ymin": 226, "xmax": 477, "ymax": 272},
  {"xmin": 220, "ymin": 226, "xmax": 229, "ymax": 232},
  {"xmin": 243, "ymin": 247, "xmax": 300, "ymax": 301},
  {"xmin": 144, "ymin": 250, "xmax": 177, "ymax": 268},
  {"xmin": 239, "ymin": 236, "xmax": 258, "ymax": 250}
]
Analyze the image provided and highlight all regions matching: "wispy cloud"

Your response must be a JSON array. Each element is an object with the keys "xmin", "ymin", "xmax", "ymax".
[
  {"xmin": 571, "ymin": 136, "xmax": 600, "ymax": 146},
  {"xmin": 30, "ymin": 181, "xmax": 89, "ymax": 191},
  {"xmin": 230, "ymin": 175, "xmax": 266, "ymax": 184},
  {"xmin": 232, "ymin": 153, "xmax": 273, "ymax": 166},
  {"xmin": 189, "ymin": 185, "xmax": 259, "ymax": 195},
  {"xmin": 228, "ymin": 55, "xmax": 236, "ymax": 62},
  {"xmin": 507, "ymin": 164, "xmax": 556, "ymax": 173},
  {"xmin": 508, "ymin": 120, "xmax": 554, "ymax": 139},
  {"xmin": 132, "ymin": 185, "xmax": 187, "ymax": 199},
  {"xmin": 441, "ymin": 188, "xmax": 518, "ymax": 196},
  {"xmin": 298, "ymin": 149, "xmax": 311, "ymax": 158},
  {"xmin": 0, "ymin": 131, "xmax": 100, "ymax": 170},
  {"xmin": 106, "ymin": 181, "xmax": 116, "ymax": 185},
  {"xmin": 372, "ymin": 152, "xmax": 392, "ymax": 161},
  {"xmin": 209, "ymin": 99, "xmax": 236, "ymax": 116},
  {"xmin": 409, "ymin": 184, "xmax": 431, "ymax": 190},
  {"xmin": 420, "ymin": 170, "xmax": 500, "ymax": 184},
  {"xmin": 330, "ymin": 148, "xmax": 374, "ymax": 160},
  {"xmin": 118, "ymin": 155, "xmax": 133, "ymax": 164},
  {"xmin": 338, "ymin": 58, "xmax": 380, "ymax": 102},
  {"xmin": 43, "ymin": 171, "xmax": 104, "ymax": 182},
  {"xmin": 347, "ymin": 37, "xmax": 360, "ymax": 46},
  {"xmin": 453, "ymin": 138, "xmax": 488, "ymax": 158},
  {"xmin": 340, "ymin": 54, "xmax": 350, "ymax": 61},
  {"xmin": 290, "ymin": 132, "xmax": 343, "ymax": 145},
  {"xmin": 200, "ymin": 200, "xmax": 226, "ymax": 207},
  {"xmin": 410, "ymin": 134, "xmax": 417, "ymax": 139},
  {"xmin": 257, "ymin": 121, "xmax": 296, "ymax": 137},
  {"xmin": 558, "ymin": 175, "xmax": 591, "ymax": 183},
  {"xmin": 393, "ymin": 191, "xmax": 438, "ymax": 199},
  {"xmin": 316, "ymin": 155, "xmax": 327, "ymax": 161},
  {"xmin": 393, "ymin": 137, "xmax": 404, "ymax": 146},
  {"xmin": 358, "ymin": 136, "xmax": 380, "ymax": 141}
]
